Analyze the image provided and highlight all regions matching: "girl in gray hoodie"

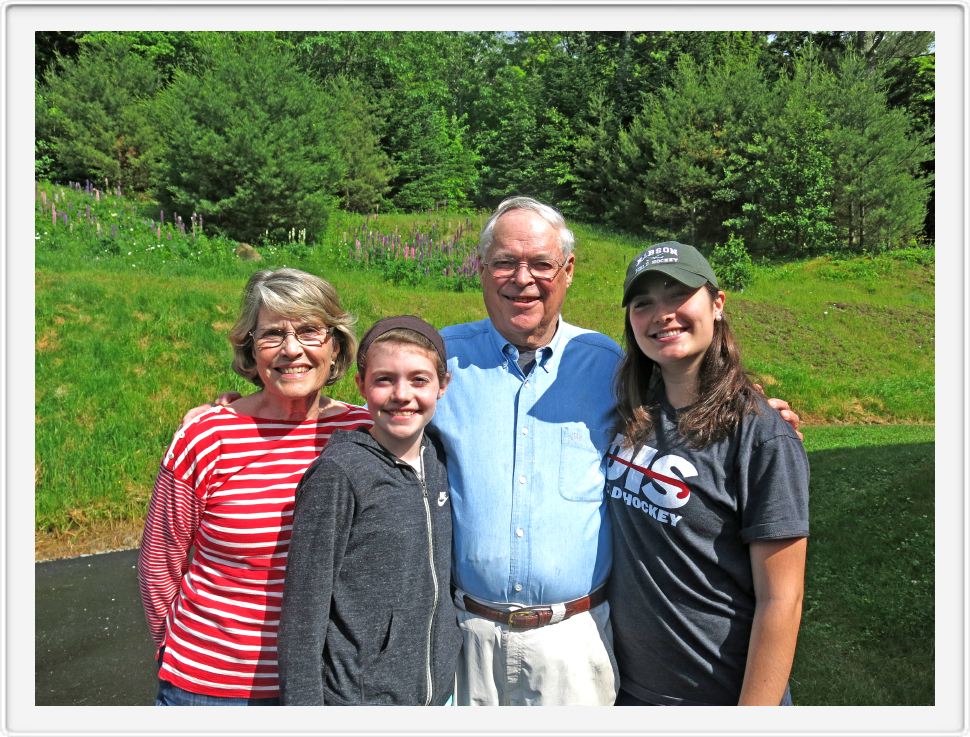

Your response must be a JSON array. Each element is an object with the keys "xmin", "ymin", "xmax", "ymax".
[{"xmin": 277, "ymin": 316, "xmax": 460, "ymax": 705}]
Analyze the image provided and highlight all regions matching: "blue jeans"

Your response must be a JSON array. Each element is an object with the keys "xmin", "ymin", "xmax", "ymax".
[{"xmin": 155, "ymin": 678, "xmax": 279, "ymax": 706}]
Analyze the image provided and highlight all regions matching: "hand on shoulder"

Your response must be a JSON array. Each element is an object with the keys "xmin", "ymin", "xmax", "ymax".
[
  {"xmin": 756, "ymin": 387, "xmax": 802, "ymax": 442},
  {"xmin": 181, "ymin": 392, "xmax": 243, "ymax": 427}
]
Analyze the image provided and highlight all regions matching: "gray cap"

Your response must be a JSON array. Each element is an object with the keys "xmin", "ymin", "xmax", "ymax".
[{"xmin": 621, "ymin": 241, "xmax": 718, "ymax": 306}]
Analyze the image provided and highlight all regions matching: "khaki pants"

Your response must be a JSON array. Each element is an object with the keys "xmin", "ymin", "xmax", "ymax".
[{"xmin": 454, "ymin": 597, "xmax": 619, "ymax": 706}]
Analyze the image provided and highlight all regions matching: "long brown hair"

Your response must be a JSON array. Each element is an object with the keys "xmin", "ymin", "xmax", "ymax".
[{"xmin": 614, "ymin": 284, "xmax": 760, "ymax": 448}]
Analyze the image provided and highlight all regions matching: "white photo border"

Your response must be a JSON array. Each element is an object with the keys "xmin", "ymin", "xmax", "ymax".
[{"xmin": 5, "ymin": 2, "xmax": 966, "ymax": 735}]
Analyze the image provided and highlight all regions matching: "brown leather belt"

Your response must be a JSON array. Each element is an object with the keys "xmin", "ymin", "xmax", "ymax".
[{"xmin": 457, "ymin": 587, "xmax": 607, "ymax": 631}]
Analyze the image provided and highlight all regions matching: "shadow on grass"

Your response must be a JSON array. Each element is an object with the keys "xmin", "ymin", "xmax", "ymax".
[{"xmin": 794, "ymin": 440, "xmax": 934, "ymax": 705}]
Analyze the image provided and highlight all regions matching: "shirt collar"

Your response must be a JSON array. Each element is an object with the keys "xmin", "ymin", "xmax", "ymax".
[{"xmin": 488, "ymin": 317, "xmax": 563, "ymax": 370}]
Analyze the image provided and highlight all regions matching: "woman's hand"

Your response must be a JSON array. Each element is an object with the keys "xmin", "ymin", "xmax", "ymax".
[
  {"xmin": 766, "ymin": 398, "xmax": 802, "ymax": 441},
  {"xmin": 753, "ymin": 385, "xmax": 803, "ymax": 442},
  {"xmin": 181, "ymin": 392, "xmax": 243, "ymax": 427}
]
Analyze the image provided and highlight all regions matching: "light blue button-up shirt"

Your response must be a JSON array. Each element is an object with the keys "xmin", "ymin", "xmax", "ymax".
[{"xmin": 432, "ymin": 317, "xmax": 621, "ymax": 606}]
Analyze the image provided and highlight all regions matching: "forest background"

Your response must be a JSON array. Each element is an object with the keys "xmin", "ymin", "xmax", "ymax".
[
  {"xmin": 32, "ymin": 30, "xmax": 937, "ymax": 707},
  {"xmin": 35, "ymin": 30, "xmax": 934, "ymax": 257}
]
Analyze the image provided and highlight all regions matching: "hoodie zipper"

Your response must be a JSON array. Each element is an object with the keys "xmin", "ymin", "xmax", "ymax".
[{"xmin": 416, "ymin": 445, "xmax": 438, "ymax": 707}]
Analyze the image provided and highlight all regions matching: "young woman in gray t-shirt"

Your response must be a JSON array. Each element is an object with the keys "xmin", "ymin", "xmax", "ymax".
[{"xmin": 606, "ymin": 242, "xmax": 809, "ymax": 706}]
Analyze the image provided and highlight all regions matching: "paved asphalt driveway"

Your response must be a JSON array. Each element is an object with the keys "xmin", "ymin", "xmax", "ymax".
[{"xmin": 36, "ymin": 548, "xmax": 157, "ymax": 705}]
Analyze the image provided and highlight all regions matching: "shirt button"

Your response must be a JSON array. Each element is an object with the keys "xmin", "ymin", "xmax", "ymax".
[
  {"xmin": 518, "ymin": 476, "xmax": 526, "ymax": 485},
  {"xmin": 515, "ymin": 528, "xmax": 524, "ymax": 538},
  {"xmin": 524, "ymin": 380, "xmax": 529, "ymax": 387},
  {"xmin": 522, "ymin": 427, "xmax": 529, "ymax": 435},
  {"xmin": 514, "ymin": 583, "xmax": 523, "ymax": 592}
]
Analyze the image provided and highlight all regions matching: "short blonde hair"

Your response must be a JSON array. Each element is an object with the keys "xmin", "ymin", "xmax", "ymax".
[{"xmin": 228, "ymin": 268, "xmax": 356, "ymax": 387}]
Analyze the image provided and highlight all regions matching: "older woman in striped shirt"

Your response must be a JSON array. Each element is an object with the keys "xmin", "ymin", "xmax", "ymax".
[{"xmin": 137, "ymin": 268, "xmax": 371, "ymax": 706}]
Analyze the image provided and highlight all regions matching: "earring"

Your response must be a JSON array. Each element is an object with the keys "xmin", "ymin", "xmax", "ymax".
[{"xmin": 716, "ymin": 313, "xmax": 723, "ymax": 321}]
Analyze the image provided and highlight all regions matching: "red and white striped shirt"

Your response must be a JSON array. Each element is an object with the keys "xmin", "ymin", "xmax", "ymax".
[{"xmin": 137, "ymin": 403, "xmax": 372, "ymax": 699}]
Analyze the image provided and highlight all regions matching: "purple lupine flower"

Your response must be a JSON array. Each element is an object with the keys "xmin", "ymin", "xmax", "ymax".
[{"xmin": 51, "ymin": 204, "xmax": 57, "ymax": 224}]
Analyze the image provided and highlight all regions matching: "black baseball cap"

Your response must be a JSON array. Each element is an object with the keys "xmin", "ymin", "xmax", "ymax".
[{"xmin": 621, "ymin": 241, "xmax": 719, "ymax": 306}]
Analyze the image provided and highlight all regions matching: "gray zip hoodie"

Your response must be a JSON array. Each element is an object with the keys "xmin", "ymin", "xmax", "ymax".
[{"xmin": 278, "ymin": 428, "xmax": 460, "ymax": 705}]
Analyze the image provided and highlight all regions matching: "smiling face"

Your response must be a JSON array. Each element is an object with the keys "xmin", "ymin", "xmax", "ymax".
[
  {"xmin": 480, "ymin": 208, "xmax": 574, "ymax": 350},
  {"xmin": 627, "ymin": 272, "xmax": 725, "ymax": 382},
  {"xmin": 253, "ymin": 307, "xmax": 339, "ymax": 408},
  {"xmin": 355, "ymin": 341, "xmax": 447, "ymax": 461}
]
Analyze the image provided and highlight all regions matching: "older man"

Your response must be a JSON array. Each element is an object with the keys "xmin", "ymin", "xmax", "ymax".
[{"xmin": 430, "ymin": 197, "xmax": 622, "ymax": 705}]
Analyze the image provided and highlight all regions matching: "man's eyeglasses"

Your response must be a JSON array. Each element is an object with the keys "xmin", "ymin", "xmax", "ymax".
[
  {"xmin": 485, "ymin": 257, "xmax": 567, "ymax": 281},
  {"xmin": 250, "ymin": 325, "xmax": 333, "ymax": 350}
]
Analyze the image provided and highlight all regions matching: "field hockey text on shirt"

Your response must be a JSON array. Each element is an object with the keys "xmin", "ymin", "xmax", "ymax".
[{"xmin": 604, "ymin": 435, "xmax": 697, "ymax": 527}]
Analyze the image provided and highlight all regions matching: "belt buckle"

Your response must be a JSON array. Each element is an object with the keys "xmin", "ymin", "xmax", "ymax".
[{"xmin": 507, "ymin": 609, "xmax": 539, "ymax": 631}]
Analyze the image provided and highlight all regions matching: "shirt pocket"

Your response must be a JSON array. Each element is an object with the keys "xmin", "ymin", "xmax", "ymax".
[{"xmin": 558, "ymin": 424, "xmax": 610, "ymax": 502}]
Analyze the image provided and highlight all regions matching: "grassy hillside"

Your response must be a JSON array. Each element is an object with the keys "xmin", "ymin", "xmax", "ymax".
[
  {"xmin": 35, "ymin": 181, "xmax": 934, "ymax": 531},
  {"xmin": 35, "ymin": 182, "xmax": 935, "ymax": 705}
]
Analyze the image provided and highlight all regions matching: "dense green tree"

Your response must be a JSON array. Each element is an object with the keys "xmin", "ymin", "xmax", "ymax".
[
  {"xmin": 78, "ymin": 31, "xmax": 214, "ymax": 81},
  {"xmin": 286, "ymin": 31, "xmax": 479, "ymax": 210},
  {"xmin": 35, "ymin": 31, "xmax": 82, "ymax": 82},
  {"xmin": 470, "ymin": 63, "xmax": 541, "ymax": 204},
  {"xmin": 386, "ymin": 95, "xmax": 478, "ymax": 210},
  {"xmin": 817, "ymin": 53, "xmax": 931, "ymax": 250},
  {"xmin": 36, "ymin": 33, "xmax": 162, "ymax": 190},
  {"xmin": 152, "ymin": 33, "xmax": 345, "ymax": 242},
  {"xmin": 323, "ymin": 76, "xmax": 395, "ymax": 212},
  {"xmin": 741, "ymin": 54, "xmax": 838, "ymax": 255},
  {"xmin": 765, "ymin": 31, "xmax": 935, "ymax": 239},
  {"xmin": 570, "ymin": 91, "xmax": 622, "ymax": 221},
  {"xmin": 605, "ymin": 48, "xmax": 769, "ymax": 246}
]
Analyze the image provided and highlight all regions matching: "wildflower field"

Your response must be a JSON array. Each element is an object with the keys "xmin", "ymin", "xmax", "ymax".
[{"xmin": 341, "ymin": 215, "xmax": 485, "ymax": 291}]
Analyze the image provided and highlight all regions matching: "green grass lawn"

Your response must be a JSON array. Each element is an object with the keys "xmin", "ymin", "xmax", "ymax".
[
  {"xmin": 796, "ymin": 424, "xmax": 934, "ymax": 705},
  {"xmin": 34, "ymin": 181, "xmax": 935, "ymax": 705}
]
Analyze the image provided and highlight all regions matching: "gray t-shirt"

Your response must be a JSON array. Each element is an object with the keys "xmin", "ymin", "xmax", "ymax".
[{"xmin": 606, "ymin": 394, "xmax": 809, "ymax": 705}]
